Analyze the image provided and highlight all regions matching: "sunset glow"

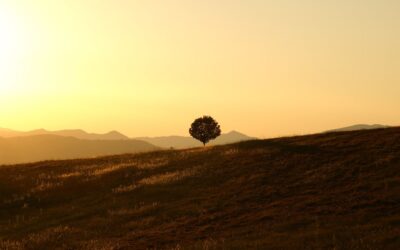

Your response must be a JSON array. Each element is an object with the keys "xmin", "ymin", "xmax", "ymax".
[{"xmin": 1, "ymin": 0, "xmax": 399, "ymax": 137}]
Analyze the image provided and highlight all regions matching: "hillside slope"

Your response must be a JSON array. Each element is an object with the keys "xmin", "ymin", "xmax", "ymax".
[{"xmin": 0, "ymin": 128, "xmax": 399, "ymax": 249}]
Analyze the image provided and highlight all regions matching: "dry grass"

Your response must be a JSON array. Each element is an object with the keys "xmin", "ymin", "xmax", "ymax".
[
  {"xmin": 1, "ymin": 127, "xmax": 400, "ymax": 249},
  {"xmin": 108, "ymin": 202, "xmax": 159, "ymax": 217},
  {"xmin": 113, "ymin": 167, "xmax": 199, "ymax": 193},
  {"xmin": 138, "ymin": 166, "xmax": 200, "ymax": 185}
]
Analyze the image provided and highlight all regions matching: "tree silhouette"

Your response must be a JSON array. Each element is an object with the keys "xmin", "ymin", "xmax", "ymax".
[{"xmin": 189, "ymin": 116, "xmax": 221, "ymax": 146}]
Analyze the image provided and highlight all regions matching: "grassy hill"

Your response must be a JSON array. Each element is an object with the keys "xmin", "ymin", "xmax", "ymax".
[{"xmin": 1, "ymin": 127, "xmax": 399, "ymax": 249}]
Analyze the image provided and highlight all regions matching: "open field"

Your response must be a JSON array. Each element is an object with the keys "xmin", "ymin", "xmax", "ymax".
[{"xmin": 1, "ymin": 128, "xmax": 400, "ymax": 249}]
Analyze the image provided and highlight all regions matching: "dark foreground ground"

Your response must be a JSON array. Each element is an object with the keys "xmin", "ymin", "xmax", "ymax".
[{"xmin": 1, "ymin": 128, "xmax": 400, "ymax": 249}]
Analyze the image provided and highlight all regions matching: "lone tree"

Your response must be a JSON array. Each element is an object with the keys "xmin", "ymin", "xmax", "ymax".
[{"xmin": 189, "ymin": 116, "xmax": 221, "ymax": 146}]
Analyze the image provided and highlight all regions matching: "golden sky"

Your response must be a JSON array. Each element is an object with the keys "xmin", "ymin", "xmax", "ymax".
[{"xmin": 0, "ymin": 0, "xmax": 399, "ymax": 137}]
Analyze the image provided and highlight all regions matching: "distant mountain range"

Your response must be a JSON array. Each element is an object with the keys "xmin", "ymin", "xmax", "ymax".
[
  {"xmin": 0, "ymin": 128, "xmax": 256, "ymax": 164},
  {"xmin": 135, "ymin": 131, "xmax": 256, "ymax": 149},
  {"xmin": 0, "ymin": 135, "xmax": 158, "ymax": 165},
  {"xmin": 0, "ymin": 128, "xmax": 129, "ymax": 140},
  {"xmin": 0, "ymin": 128, "xmax": 256, "ymax": 149},
  {"xmin": 325, "ymin": 124, "xmax": 390, "ymax": 133}
]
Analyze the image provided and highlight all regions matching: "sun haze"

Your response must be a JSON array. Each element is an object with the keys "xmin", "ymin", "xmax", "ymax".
[{"xmin": 0, "ymin": 0, "xmax": 399, "ymax": 137}]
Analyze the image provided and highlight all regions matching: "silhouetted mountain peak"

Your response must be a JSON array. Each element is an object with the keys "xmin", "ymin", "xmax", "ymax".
[
  {"xmin": 31, "ymin": 129, "xmax": 48, "ymax": 133},
  {"xmin": 102, "ymin": 130, "xmax": 129, "ymax": 140},
  {"xmin": 226, "ymin": 130, "xmax": 246, "ymax": 136},
  {"xmin": 326, "ymin": 124, "xmax": 390, "ymax": 133},
  {"xmin": 106, "ymin": 130, "xmax": 123, "ymax": 135}
]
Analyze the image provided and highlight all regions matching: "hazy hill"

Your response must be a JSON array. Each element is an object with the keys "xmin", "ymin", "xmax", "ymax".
[
  {"xmin": 0, "ymin": 135, "xmax": 158, "ymax": 165},
  {"xmin": 1, "ymin": 127, "xmax": 399, "ymax": 249},
  {"xmin": 0, "ymin": 128, "xmax": 26, "ymax": 138},
  {"xmin": 0, "ymin": 128, "xmax": 254, "ymax": 148},
  {"xmin": 326, "ymin": 124, "xmax": 390, "ymax": 133},
  {"xmin": 0, "ymin": 128, "xmax": 129, "ymax": 140},
  {"xmin": 136, "ymin": 130, "xmax": 256, "ymax": 149}
]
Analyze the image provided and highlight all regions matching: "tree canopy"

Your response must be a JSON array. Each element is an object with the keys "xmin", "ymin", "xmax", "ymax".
[{"xmin": 189, "ymin": 116, "xmax": 221, "ymax": 146}]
